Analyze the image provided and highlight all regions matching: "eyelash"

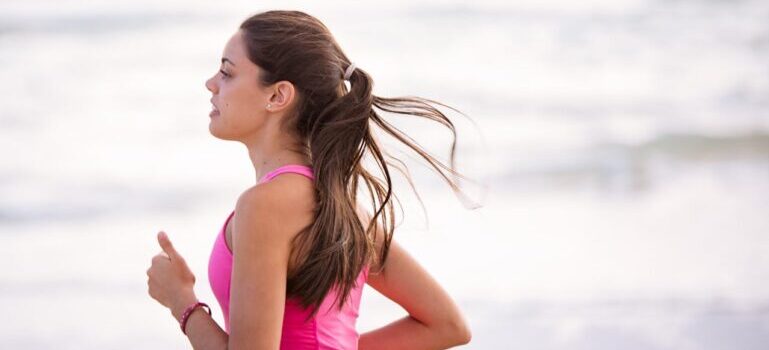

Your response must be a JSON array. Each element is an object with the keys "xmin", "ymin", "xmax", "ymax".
[{"xmin": 219, "ymin": 69, "xmax": 230, "ymax": 78}]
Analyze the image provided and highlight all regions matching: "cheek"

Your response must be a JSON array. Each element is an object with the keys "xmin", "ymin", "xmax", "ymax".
[
  {"xmin": 220, "ymin": 84, "xmax": 260, "ymax": 115},
  {"xmin": 216, "ymin": 85, "xmax": 268, "ymax": 131}
]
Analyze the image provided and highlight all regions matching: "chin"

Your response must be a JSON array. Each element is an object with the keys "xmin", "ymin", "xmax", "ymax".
[
  {"xmin": 208, "ymin": 121, "xmax": 226, "ymax": 140},
  {"xmin": 208, "ymin": 124, "xmax": 241, "ymax": 142}
]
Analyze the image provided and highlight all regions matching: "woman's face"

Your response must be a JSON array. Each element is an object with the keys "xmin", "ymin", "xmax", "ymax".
[{"xmin": 205, "ymin": 30, "xmax": 271, "ymax": 141}]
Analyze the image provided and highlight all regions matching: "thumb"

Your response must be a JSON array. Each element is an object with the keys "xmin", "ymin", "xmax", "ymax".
[{"xmin": 157, "ymin": 231, "xmax": 180, "ymax": 260}]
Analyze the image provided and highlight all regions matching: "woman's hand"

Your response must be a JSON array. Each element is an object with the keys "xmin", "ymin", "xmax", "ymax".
[{"xmin": 146, "ymin": 231, "xmax": 198, "ymax": 319}]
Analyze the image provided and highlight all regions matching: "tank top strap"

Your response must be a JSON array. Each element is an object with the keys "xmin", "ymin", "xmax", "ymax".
[{"xmin": 258, "ymin": 164, "xmax": 315, "ymax": 184}]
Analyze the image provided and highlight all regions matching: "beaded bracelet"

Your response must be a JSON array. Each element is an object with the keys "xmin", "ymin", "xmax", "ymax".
[{"xmin": 180, "ymin": 301, "xmax": 211, "ymax": 335}]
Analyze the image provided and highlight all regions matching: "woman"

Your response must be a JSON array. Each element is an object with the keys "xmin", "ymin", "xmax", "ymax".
[{"xmin": 147, "ymin": 10, "xmax": 473, "ymax": 349}]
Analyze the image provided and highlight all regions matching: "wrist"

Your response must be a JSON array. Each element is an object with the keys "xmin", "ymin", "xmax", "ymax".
[{"xmin": 171, "ymin": 291, "xmax": 199, "ymax": 322}]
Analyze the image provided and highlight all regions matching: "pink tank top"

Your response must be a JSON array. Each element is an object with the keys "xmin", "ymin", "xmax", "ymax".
[{"xmin": 207, "ymin": 164, "xmax": 369, "ymax": 349}]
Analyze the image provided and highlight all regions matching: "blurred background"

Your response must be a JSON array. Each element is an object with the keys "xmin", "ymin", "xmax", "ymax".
[{"xmin": 1, "ymin": 0, "xmax": 768, "ymax": 349}]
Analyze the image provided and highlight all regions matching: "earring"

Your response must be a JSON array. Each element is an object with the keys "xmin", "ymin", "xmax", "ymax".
[{"xmin": 266, "ymin": 103, "xmax": 272, "ymax": 109}]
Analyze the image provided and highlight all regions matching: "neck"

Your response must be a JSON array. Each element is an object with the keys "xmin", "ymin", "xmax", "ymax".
[{"xmin": 245, "ymin": 137, "xmax": 310, "ymax": 184}]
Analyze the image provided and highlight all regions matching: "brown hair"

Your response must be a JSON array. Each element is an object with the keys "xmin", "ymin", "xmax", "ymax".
[{"xmin": 239, "ymin": 10, "xmax": 476, "ymax": 316}]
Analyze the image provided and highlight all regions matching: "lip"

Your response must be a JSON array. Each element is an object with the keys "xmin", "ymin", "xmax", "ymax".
[{"xmin": 209, "ymin": 98, "xmax": 220, "ymax": 118}]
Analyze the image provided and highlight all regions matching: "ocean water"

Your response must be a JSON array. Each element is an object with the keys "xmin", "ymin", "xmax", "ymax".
[{"xmin": 1, "ymin": 0, "xmax": 768, "ymax": 349}]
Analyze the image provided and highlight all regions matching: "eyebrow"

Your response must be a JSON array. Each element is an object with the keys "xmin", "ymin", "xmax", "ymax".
[{"xmin": 221, "ymin": 58, "xmax": 235, "ymax": 66}]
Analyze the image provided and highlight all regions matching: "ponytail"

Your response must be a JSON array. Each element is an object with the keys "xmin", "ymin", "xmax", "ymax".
[{"xmin": 239, "ymin": 10, "xmax": 481, "ymax": 317}]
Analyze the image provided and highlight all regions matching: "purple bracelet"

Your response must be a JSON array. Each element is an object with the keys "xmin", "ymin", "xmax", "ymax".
[{"xmin": 180, "ymin": 301, "xmax": 211, "ymax": 335}]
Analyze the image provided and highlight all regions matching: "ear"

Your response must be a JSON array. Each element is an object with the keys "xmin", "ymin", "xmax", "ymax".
[{"xmin": 266, "ymin": 81, "xmax": 296, "ymax": 113}]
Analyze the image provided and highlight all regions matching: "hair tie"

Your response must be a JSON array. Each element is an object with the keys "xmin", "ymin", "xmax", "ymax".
[{"xmin": 343, "ymin": 62, "xmax": 356, "ymax": 81}]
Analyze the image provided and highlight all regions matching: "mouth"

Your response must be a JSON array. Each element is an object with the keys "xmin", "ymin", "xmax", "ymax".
[{"xmin": 210, "ymin": 99, "xmax": 220, "ymax": 117}]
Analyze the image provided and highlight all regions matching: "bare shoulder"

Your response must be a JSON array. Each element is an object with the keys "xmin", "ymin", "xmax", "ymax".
[
  {"xmin": 236, "ymin": 174, "xmax": 316, "ymax": 214},
  {"xmin": 227, "ymin": 174, "xmax": 317, "ymax": 348},
  {"xmin": 233, "ymin": 174, "xmax": 316, "ymax": 244}
]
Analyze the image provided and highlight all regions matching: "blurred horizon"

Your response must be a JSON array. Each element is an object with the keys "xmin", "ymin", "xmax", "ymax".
[{"xmin": 1, "ymin": 0, "xmax": 768, "ymax": 349}]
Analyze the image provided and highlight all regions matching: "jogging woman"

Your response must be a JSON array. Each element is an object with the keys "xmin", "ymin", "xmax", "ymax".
[{"xmin": 147, "ymin": 10, "xmax": 473, "ymax": 349}]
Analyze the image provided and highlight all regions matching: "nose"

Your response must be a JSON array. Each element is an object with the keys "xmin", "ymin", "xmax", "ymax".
[{"xmin": 205, "ymin": 75, "xmax": 217, "ymax": 93}]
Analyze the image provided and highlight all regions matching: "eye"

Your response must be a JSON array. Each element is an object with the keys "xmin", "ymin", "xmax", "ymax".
[{"xmin": 219, "ymin": 69, "xmax": 230, "ymax": 78}]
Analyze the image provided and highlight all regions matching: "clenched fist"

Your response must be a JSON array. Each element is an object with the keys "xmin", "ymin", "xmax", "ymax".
[{"xmin": 146, "ymin": 231, "xmax": 197, "ymax": 318}]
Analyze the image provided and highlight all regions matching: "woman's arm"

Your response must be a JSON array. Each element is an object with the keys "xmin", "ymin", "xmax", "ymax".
[
  {"xmin": 177, "ymin": 177, "xmax": 313, "ymax": 350},
  {"xmin": 358, "ymin": 209, "xmax": 472, "ymax": 349},
  {"xmin": 170, "ymin": 296, "xmax": 229, "ymax": 349}
]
